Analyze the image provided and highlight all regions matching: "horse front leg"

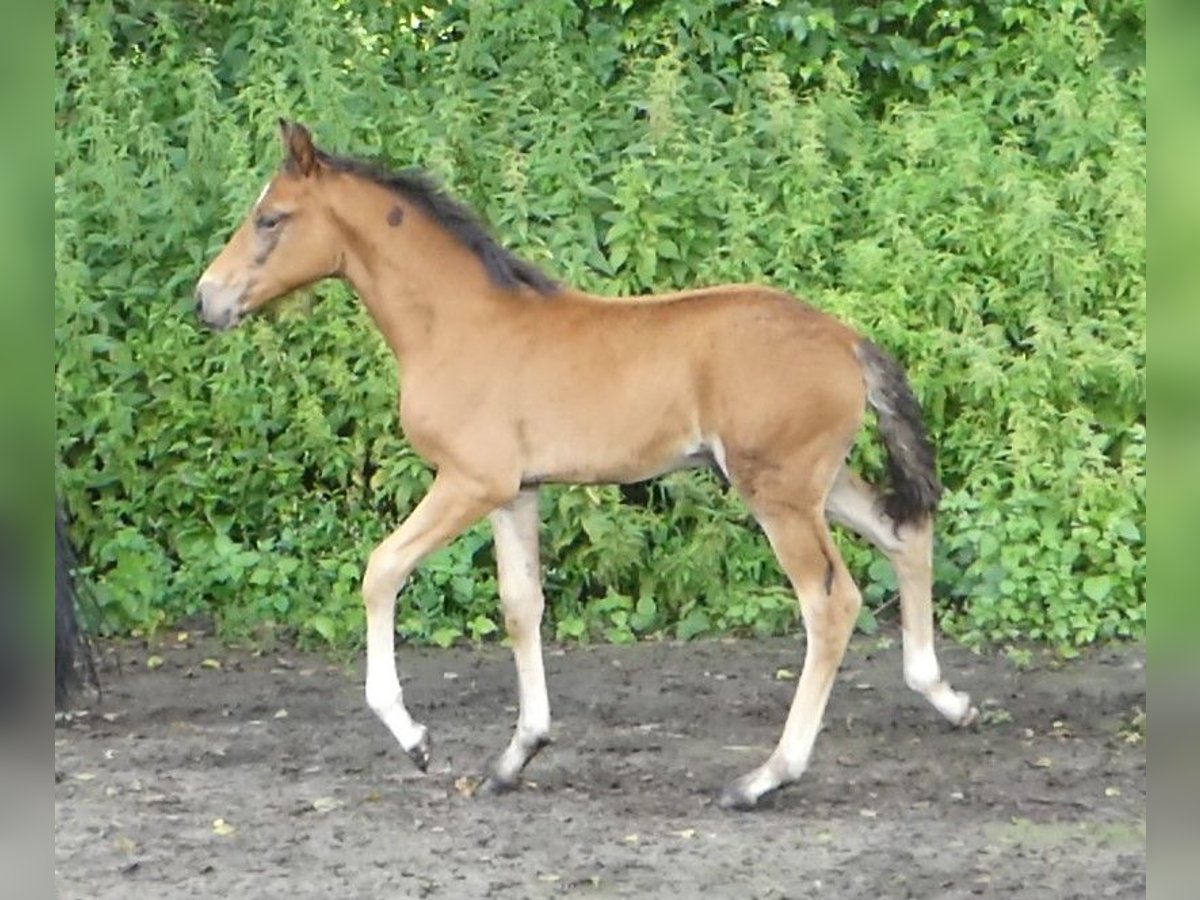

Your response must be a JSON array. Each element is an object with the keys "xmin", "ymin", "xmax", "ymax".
[
  {"xmin": 362, "ymin": 473, "xmax": 501, "ymax": 770},
  {"xmin": 481, "ymin": 488, "xmax": 553, "ymax": 792}
]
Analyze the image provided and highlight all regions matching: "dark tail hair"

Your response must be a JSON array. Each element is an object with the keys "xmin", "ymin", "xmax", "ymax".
[
  {"xmin": 56, "ymin": 501, "xmax": 98, "ymax": 709},
  {"xmin": 853, "ymin": 339, "xmax": 943, "ymax": 526}
]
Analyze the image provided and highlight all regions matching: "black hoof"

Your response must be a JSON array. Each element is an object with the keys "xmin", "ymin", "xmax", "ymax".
[
  {"xmin": 405, "ymin": 730, "xmax": 431, "ymax": 773},
  {"xmin": 716, "ymin": 786, "xmax": 760, "ymax": 811},
  {"xmin": 478, "ymin": 772, "xmax": 520, "ymax": 796},
  {"xmin": 478, "ymin": 734, "xmax": 553, "ymax": 795}
]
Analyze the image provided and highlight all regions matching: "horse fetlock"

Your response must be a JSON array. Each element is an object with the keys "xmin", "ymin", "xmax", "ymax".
[
  {"xmin": 904, "ymin": 669, "xmax": 940, "ymax": 695},
  {"xmin": 364, "ymin": 677, "xmax": 400, "ymax": 716},
  {"xmin": 365, "ymin": 675, "xmax": 429, "ymax": 760},
  {"xmin": 902, "ymin": 643, "xmax": 943, "ymax": 694},
  {"xmin": 517, "ymin": 727, "xmax": 552, "ymax": 754},
  {"xmin": 913, "ymin": 673, "xmax": 976, "ymax": 727},
  {"xmin": 508, "ymin": 731, "xmax": 553, "ymax": 773}
]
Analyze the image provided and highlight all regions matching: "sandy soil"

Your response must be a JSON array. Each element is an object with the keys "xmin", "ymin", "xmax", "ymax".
[{"xmin": 55, "ymin": 630, "xmax": 1145, "ymax": 898}]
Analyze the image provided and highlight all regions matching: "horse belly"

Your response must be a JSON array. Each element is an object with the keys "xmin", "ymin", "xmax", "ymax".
[{"xmin": 517, "ymin": 400, "xmax": 710, "ymax": 487}]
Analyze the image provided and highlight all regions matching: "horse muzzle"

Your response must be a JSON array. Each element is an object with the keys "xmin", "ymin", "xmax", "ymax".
[{"xmin": 193, "ymin": 280, "xmax": 245, "ymax": 331}]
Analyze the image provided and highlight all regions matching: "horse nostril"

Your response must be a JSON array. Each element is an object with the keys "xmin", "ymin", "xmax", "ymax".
[{"xmin": 193, "ymin": 289, "xmax": 204, "ymax": 316}]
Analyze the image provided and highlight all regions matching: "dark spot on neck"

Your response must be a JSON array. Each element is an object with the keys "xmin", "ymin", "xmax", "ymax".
[
  {"xmin": 387, "ymin": 205, "xmax": 404, "ymax": 227},
  {"xmin": 314, "ymin": 149, "xmax": 559, "ymax": 294}
]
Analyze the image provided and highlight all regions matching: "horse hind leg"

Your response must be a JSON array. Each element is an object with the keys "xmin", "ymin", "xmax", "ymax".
[
  {"xmin": 719, "ymin": 504, "xmax": 862, "ymax": 810},
  {"xmin": 825, "ymin": 467, "xmax": 976, "ymax": 726}
]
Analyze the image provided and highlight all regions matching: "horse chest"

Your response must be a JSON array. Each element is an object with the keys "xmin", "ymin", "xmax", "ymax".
[{"xmin": 397, "ymin": 377, "xmax": 503, "ymax": 461}]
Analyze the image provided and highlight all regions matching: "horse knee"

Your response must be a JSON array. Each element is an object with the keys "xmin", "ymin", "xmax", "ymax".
[
  {"xmin": 361, "ymin": 545, "xmax": 406, "ymax": 607},
  {"xmin": 502, "ymin": 592, "xmax": 544, "ymax": 640}
]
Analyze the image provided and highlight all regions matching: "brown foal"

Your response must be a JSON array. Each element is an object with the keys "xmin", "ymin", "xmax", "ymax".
[{"xmin": 195, "ymin": 121, "xmax": 975, "ymax": 810}]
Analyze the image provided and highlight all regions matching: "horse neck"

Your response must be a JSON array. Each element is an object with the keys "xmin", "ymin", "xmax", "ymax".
[{"xmin": 329, "ymin": 190, "xmax": 501, "ymax": 366}]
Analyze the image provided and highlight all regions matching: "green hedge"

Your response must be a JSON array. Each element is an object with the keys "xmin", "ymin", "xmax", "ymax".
[{"xmin": 55, "ymin": 0, "xmax": 1144, "ymax": 650}]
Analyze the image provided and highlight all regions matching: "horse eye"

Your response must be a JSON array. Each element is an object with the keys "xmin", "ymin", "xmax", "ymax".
[{"xmin": 256, "ymin": 212, "xmax": 286, "ymax": 231}]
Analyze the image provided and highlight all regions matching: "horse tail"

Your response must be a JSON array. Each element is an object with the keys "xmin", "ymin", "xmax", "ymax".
[{"xmin": 853, "ymin": 339, "xmax": 942, "ymax": 527}]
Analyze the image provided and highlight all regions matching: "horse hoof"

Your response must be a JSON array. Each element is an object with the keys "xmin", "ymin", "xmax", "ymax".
[
  {"xmin": 405, "ymin": 728, "xmax": 431, "ymax": 772},
  {"xmin": 478, "ymin": 773, "xmax": 519, "ymax": 796},
  {"xmin": 478, "ymin": 734, "xmax": 553, "ymax": 795},
  {"xmin": 716, "ymin": 784, "xmax": 759, "ymax": 812},
  {"xmin": 958, "ymin": 704, "xmax": 980, "ymax": 729}
]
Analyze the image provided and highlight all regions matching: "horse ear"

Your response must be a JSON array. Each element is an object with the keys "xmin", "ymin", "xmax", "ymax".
[{"xmin": 278, "ymin": 119, "xmax": 317, "ymax": 177}]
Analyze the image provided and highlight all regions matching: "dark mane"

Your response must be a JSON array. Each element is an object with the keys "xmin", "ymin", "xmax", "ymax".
[{"xmin": 316, "ymin": 151, "xmax": 559, "ymax": 296}]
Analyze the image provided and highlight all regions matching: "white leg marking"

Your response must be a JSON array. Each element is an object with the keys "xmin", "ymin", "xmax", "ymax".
[
  {"xmin": 359, "ymin": 476, "xmax": 497, "ymax": 764},
  {"xmin": 364, "ymin": 594, "xmax": 426, "ymax": 750},
  {"xmin": 720, "ymin": 514, "xmax": 859, "ymax": 809},
  {"xmin": 902, "ymin": 636, "xmax": 942, "ymax": 693},
  {"xmin": 826, "ymin": 468, "xmax": 976, "ymax": 727},
  {"xmin": 904, "ymin": 629, "xmax": 973, "ymax": 724},
  {"xmin": 488, "ymin": 491, "xmax": 551, "ymax": 785}
]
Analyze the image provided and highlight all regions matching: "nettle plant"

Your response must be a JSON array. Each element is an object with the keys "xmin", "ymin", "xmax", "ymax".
[{"xmin": 56, "ymin": 0, "xmax": 1142, "ymax": 651}]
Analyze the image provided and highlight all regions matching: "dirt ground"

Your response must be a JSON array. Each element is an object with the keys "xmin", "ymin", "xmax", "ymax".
[{"xmin": 54, "ymin": 628, "xmax": 1145, "ymax": 899}]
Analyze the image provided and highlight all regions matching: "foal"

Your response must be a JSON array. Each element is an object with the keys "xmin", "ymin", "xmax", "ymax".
[{"xmin": 195, "ymin": 121, "xmax": 975, "ymax": 809}]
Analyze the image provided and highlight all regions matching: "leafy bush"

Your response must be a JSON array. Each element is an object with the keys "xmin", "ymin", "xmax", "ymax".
[{"xmin": 55, "ymin": 0, "xmax": 1144, "ymax": 650}]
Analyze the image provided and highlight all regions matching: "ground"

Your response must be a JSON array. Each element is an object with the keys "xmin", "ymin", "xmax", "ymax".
[{"xmin": 55, "ymin": 629, "xmax": 1145, "ymax": 899}]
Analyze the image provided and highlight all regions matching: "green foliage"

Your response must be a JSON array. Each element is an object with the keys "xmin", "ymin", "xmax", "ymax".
[{"xmin": 55, "ymin": 0, "xmax": 1144, "ymax": 651}]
